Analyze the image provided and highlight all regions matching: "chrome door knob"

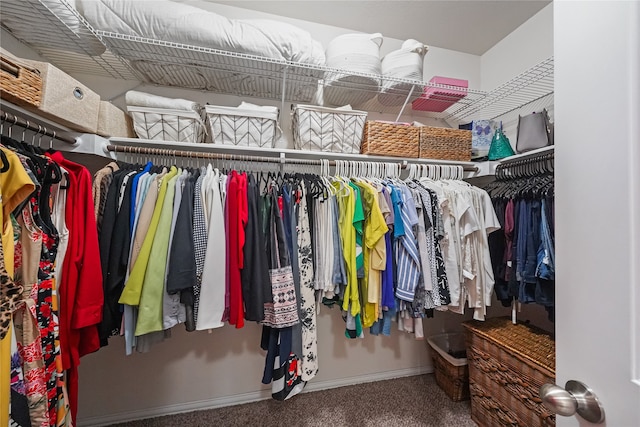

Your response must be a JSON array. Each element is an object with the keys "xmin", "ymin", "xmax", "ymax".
[{"xmin": 540, "ymin": 380, "xmax": 605, "ymax": 424}]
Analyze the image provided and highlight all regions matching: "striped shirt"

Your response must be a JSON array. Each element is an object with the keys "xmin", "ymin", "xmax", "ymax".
[{"xmin": 393, "ymin": 184, "xmax": 422, "ymax": 302}]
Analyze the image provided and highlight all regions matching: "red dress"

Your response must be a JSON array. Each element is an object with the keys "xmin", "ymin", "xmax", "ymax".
[
  {"xmin": 48, "ymin": 152, "xmax": 103, "ymax": 423},
  {"xmin": 226, "ymin": 171, "xmax": 248, "ymax": 328}
]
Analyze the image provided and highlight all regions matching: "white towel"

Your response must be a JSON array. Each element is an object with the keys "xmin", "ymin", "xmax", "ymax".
[{"xmin": 125, "ymin": 90, "xmax": 201, "ymax": 112}]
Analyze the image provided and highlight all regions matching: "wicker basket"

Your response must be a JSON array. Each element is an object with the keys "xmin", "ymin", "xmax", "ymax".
[
  {"xmin": 427, "ymin": 334, "xmax": 470, "ymax": 401},
  {"xmin": 0, "ymin": 54, "xmax": 42, "ymax": 108},
  {"xmin": 463, "ymin": 318, "xmax": 556, "ymax": 427},
  {"xmin": 419, "ymin": 126, "xmax": 472, "ymax": 161},
  {"xmin": 360, "ymin": 121, "xmax": 419, "ymax": 158}
]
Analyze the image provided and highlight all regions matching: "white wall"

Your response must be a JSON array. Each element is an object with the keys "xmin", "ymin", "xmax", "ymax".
[
  {"xmin": 477, "ymin": 3, "xmax": 554, "ymax": 147},
  {"xmin": 480, "ymin": 3, "xmax": 553, "ymax": 92}
]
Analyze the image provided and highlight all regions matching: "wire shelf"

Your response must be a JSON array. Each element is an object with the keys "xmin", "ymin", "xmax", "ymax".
[
  {"xmin": 1, "ymin": 0, "xmax": 137, "ymax": 80},
  {"xmin": 1, "ymin": 1, "xmax": 553, "ymax": 124},
  {"xmin": 96, "ymin": 31, "xmax": 489, "ymax": 115},
  {"xmin": 446, "ymin": 57, "xmax": 554, "ymax": 122}
]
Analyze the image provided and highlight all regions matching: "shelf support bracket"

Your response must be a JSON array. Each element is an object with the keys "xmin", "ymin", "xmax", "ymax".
[
  {"xmin": 395, "ymin": 85, "xmax": 415, "ymax": 123},
  {"xmin": 281, "ymin": 65, "xmax": 289, "ymax": 119}
]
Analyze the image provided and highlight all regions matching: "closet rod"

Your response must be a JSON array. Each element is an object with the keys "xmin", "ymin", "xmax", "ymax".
[
  {"xmin": 106, "ymin": 144, "xmax": 406, "ymax": 168},
  {"xmin": 106, "ymin": 144, "xmax": 480, "ymax": 171},
  {"xmin": 0, "ymin": 109, "xmax": 76, "ymax": 145},
  {"xmin": 495, "ymin": 151, "xmax": 554, "ymax": 180}
]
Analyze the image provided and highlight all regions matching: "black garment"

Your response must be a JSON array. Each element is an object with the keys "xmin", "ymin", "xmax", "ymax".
[
  {"xmin": 489, "ymin": 198, "xmax": 510, "ymax": 306},
  {"xmin": 508, "ymin": 199, "xmax": 521, "ymax": 300},
  {"xmin": 166, "ymin": 173, "xmax": 197, "ymax": 331},
  {"xmin": 241, "ymin": 174, "xmax": 271, "ymax": 322},
  {"xmin": 99, "ymin": 171, "xmax": 134, "ymax": 346},
  {"xmin": 98, "ymin": 170, "xmax": 127, "ymax": 280},
  {"xmin": 10, "ymin": 389, "xmax": 31, "ymax": 427}
]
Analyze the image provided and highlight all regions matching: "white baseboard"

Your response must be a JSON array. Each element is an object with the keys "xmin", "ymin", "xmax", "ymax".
[{"xmin": 78, "ymin": 366, "xmax": 433, "ymax": 426}]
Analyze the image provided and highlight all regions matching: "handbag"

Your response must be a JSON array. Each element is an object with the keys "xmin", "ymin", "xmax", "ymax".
[
  {"xmin": 516, "ymin": 109, "xmax": 554, "ymax": 153},
  {"xmin": 488, "ymin": 126, "xmax": 515, "ymax": 160}
]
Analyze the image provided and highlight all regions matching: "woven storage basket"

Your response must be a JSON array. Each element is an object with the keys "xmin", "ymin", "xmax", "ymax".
[
  {"xmin": 427, "ymin": 334, "xmax": 470, "ymax": 402},
  {"xmin": 463, "ymin": 318, "xmax": 556, "ymax": 427},
  {"xmin": 97, "ymin": 101, "xmax": 135, "ymax": 138},
  {"xmin": 0, "ymin": 54, "xmax": 42, "ymax": 108},
  {"xmin": 419, "ymin": 126, "xmax": 472, "ymax": 161},
  {"xmin": 19, "ymin": 58, "xmax": 100, "ymax": 133},
  {"xmin": 292, "ymin": 104, "xmax": 367, "ymax": 154},
  {"xmin": 128, "ymin": 106, "xmax": 206, "ymax": 143},
  {"xmin": 360, "ymin": 121, "xmax": 419, "ymax": 158}
]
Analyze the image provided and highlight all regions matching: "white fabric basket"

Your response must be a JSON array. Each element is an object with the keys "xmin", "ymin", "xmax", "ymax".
[
  {"xmin": 378, "ymin": 39, "xmax": 428, "ymax": 106},
  {"xmin": 205, "ymin": 104, "xmax": 280, "ymax": 148},
  {"xmin": 127, "ymin": 106, "xmax": 206, "ymax": 143},
  {"xmin": 292, "ymin": 104, "xmax": 367, "ymax": 153},
  {"xmin": 324, "ymin": 33, "xmax": 383, "ymax": 106}
]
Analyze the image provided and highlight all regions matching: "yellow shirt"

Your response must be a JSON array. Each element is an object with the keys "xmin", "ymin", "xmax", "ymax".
[
  {"xmin": 0, "ymin": 146, "xmax": 35, "ymax": 427},
  {"xmin": 0, "ymin": 146, "xmax": 35, "ymax": 277},
  {"xmin": 357, "ymin": 181, "xmax": 388, "ymax": 328},
  {"xmin": 120, "ymin": 166, "xmax": 177, "ymax": 306},
  {"xmin": 135, "ymin": 168, "xmax": 179, "ymax": 335},
  {"xmin": 333, "ymin": 181, "xmax": 360, "ymax": 316}
]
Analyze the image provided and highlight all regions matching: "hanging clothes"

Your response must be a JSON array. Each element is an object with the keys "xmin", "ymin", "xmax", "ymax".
[
  {"xmin": 485, "ymin": 164, "xmax": 555, "ymax": 321},
  {"xmin": 1, "ymin": 135, "xmax": 101, "ymax": 427},
  {"xmin": 89, "ymin": 153, "xmax": 506, "ymax": 405}
]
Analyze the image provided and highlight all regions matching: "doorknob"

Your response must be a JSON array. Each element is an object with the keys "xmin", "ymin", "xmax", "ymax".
[{"xmin": 539, "ymin": 380, "xmax": 605, "ymax": 424}]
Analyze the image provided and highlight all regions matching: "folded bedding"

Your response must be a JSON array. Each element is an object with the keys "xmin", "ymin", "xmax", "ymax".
[
  {"xmin": 125, "ymin": 90, "xmax": 202, "ymax": 112},
  {"xmin": 76, "ymin": 0, "xmax": 325, "ymax": 66}
]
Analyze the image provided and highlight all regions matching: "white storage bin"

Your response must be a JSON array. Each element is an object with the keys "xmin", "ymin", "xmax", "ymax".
[
  {"xmin": 205, "ymin": 104, "xmax": 279, "ymax": 148},
  {"xmin": 378, "ymin": 39, "xmax": 428, "ymax": 106},
  {"xmin": 324, "ymin": 33, "xmax": 383, "ymax": 106},
  {"xmin": 292, "ymin": 104, "xmax": 367, "ymax": 154},
  {"xmin": 127, "ymin": 106, "xmax": 206, "ymax": 143}
]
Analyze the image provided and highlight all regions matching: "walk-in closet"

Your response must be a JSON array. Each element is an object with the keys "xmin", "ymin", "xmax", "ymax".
[{"xmin": 1, "ymin": 1, "xmax": 638, "ymax": 426}]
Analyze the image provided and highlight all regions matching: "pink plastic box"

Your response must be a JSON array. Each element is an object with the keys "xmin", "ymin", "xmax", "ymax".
[{"xmin": 412, "ymin": 76, "xmax": 468, "ymax": 112}]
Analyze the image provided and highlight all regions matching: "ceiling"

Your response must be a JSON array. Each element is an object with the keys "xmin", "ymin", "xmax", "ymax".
[{"xmin": 212, "ymin": 1, "xmax": 551, "ymax": 55}]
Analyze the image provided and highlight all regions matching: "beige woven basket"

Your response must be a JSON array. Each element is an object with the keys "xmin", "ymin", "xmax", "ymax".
[
  {"xmin": 463, "ymin": 318, "xmax": 556, "ymax": 427},
  {"xmin": 419, "ymin": 126, "xmax": 472, "ymax": 161},
  {"xmin": 0, "ymin": 54, "xmax": 42, "ymax": 108},
  {"xmin": 360, "ymin": 121, "xmax": 419, "ymax": 158}
]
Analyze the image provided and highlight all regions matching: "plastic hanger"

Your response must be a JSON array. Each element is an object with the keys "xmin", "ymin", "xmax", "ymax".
[{"xmin": 0, "ymin": 149, "xmax": 9, "ymax": 173}]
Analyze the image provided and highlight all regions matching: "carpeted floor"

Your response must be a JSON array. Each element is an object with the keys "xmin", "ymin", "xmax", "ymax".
[{"xmin": 111, "ymin": 374, "xmax": 476, "ymax": 427}]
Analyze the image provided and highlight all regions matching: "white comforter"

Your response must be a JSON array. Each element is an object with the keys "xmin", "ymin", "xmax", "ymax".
[{"xmin": 76, "ymin": 0, "xmax": 325, "ymax": 66}]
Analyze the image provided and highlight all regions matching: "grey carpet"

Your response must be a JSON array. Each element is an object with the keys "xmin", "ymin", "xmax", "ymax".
[{"xmin": 111, "ymin": 374, "xmax": 476, "ymax": 427}]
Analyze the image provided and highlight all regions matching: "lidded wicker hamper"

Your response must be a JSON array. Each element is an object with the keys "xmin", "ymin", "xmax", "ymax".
[
  {"xmin": 360, "ymin": 121, "xmax": 419, "ymax": 158},
  {"xmin": 463, "ymin": 318, "xmax": 556, "ymax": 427}
]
